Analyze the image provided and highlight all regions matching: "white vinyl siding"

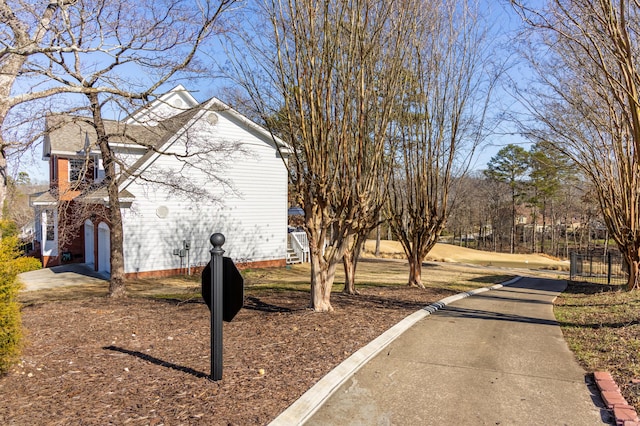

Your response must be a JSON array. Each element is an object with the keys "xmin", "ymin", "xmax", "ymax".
[{"xmin": 120, "ymin": 105, "xmax": 287, "ymax": 274}]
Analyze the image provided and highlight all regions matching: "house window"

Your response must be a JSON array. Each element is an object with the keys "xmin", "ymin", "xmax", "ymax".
[
  {"xmin": 69, "ymin": 159, "xmax": 86, "ymax": 182},
  {"xmin": 51, "ymin": 156, "xmax": 57, "ymax": 181},
  {"xmin": 94, "ymin": 158, "xmax": 105, "ymax": 182},
  {"xmin": 45, "ymin": 210, "xmax": 55, "ymax": 241}
]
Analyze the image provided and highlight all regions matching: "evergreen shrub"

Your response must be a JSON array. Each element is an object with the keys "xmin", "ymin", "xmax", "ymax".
[{"xmin": 0, "ymin": 234, "xmax": 32, "ymax": 374}]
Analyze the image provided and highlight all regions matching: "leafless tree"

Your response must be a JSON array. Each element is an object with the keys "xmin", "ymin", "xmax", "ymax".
[
  {"xmin": 230, "ymin": 0, "xmax": 416, "ymax": 310},
  {"xmin": 385, "ymin": 0, "xmax": 496, "ymax": 287},
  {"xmin": 512, "ymin": 0, "xmax": 640, "ymax": 289},
  {"xmin": 5, "ymin": 0, "xmax": 235, "ymax": 296},
  {"xmin": 446, "ymin": 174, "xmax": 484, "ymax": 249},
  {"xmin": 3, "ymin": 173, "xmax": 41, "ymax": 233},
  {"xmin": 0, "ymin": 0, "xmax": 73, "ymax": 221}
]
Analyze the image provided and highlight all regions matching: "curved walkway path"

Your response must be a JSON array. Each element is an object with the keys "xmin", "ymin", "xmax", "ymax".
[{"xmin": 273, "ymin": 277, "xmax": 610, "ymax": 425}]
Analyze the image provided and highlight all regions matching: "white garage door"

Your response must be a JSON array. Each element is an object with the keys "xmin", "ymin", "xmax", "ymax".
[
  {"xmin": 84, "ymin": 219, "xmax": 94, "ymax": 266},
  {"xmin": 97, "ymin": 222, "xmax": 110, "ymax": 274}
]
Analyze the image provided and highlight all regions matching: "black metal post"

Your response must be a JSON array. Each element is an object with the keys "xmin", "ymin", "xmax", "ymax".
[{"xmin": 210, "ymin": 233, "xmax": 225, "ymax": 381}]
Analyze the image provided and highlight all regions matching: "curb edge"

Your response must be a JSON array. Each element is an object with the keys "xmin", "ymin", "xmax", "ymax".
[{"xmin": 268, "ymin": 276, "xmax": 523, "ymax": 426}]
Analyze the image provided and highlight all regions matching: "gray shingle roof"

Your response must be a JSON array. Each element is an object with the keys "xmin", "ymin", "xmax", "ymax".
[
  {"xmin": 42, "ymin": 106, "xmax": 205, "ymax": 202},
  {"xmin": 76, "ymin": 187, "xmax": 136, "ymax": 204},
  {"xmin": 29, "ymin": 191, "xmax": 57, "ymax": 205},
  {"xmin": 44, "ymin": 108, "xmax": 199, "ymax": 155}
]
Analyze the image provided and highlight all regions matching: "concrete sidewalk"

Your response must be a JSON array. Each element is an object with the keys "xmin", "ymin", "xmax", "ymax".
[
  {"xmin": 272, "ymin": 277, "xmax": 610, "ymax": 425},
  {"xmin": 19, "ymin": 264, "xmax": 108, "ymax": 291}
]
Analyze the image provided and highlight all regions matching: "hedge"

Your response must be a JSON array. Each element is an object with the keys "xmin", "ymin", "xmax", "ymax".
[{"xmin": 0, "ymin": 235, "xmax": 41, "ymax": 374}]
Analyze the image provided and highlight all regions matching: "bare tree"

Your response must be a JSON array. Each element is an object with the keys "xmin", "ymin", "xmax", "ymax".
[
  {"xmin": 446, "ymin": 174, "xmax": 484, "ymax": 248},
  {"xmin": 3, "ymin": 172, "xmax": 39, "ymax": 232},
  {"xmin": 386, "ymin": 0, "xmax": 496, "ymax": 288},
  {"xmin": 7, "ymin": 0, "xmax": 235, "ymax": 296},
  {"xmin": 513, "ymin": 0, "xmax": 640, "ymax": 289},
  {"xmin": 230, "ymin": 0, "xmax": 415, "ymax": 310},
  {"xmin": 0, "ymin": 0, "xmax": 74, "ymax": 222}
]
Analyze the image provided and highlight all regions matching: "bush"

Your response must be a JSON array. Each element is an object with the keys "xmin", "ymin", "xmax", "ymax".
[
  {"xmin": 12, "ymin": 256, "xmax": 42, "ymax": 274},
  {"xmin": 0, "ymin": 236, "xmax": 25, "ymax": 375}
]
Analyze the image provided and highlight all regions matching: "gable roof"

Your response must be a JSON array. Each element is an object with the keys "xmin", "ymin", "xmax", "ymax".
[
  {"xmin": 125, "ymin": 85, "xmax": 200, "ymax": 125},
  {"xmin": 42, "ymin": 88, "xmax": 289, "ymax": 196},
  {"xmin": 115, "ymin": 105, "xmax": 204, "ymax": 184},
  {"xmin": 43, "ymin": 108, "xmax": 199, "ymax": 158},
  {"xmin": 209, "ymin": 97, "xmax": 289, "ymax": 153},
  {"xmin": 117, "ymin": 97, "xmax": 289, "ymax": 190}
]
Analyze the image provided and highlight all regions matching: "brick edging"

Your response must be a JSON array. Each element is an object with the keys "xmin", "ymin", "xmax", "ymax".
[{"xmin": 594, "ymin": 371, "xmax": 640, "ymax": 426}]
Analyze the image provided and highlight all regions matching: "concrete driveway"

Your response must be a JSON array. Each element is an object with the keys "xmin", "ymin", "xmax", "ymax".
[
  {"xmin": 278, "ymin": 277, "xmax": 609, "ymax": 425},
  {"xmin": 19, "ymin": 264, "xmax": 109, "ymax": 291}
]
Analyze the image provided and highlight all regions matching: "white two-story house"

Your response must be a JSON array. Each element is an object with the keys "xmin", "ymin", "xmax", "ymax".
[{"xmin": 30, "ymin": 86, "xmax": 289, "ymax": 277}]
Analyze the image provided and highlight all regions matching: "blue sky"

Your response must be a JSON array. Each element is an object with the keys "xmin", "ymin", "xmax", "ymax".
[{"xmin": 20, "ymin": 0, "xmax": 530, "ymax": 183}]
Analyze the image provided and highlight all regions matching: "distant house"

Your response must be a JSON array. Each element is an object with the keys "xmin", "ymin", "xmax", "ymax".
[{"xmin": 30, "ymin": 86, "xmax": 289, "ymax": 277}]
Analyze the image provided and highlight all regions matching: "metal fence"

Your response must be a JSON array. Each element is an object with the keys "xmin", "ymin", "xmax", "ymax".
[{"xmin": 569, "ymin": 252, "xmax": 628, "ymax": 285}]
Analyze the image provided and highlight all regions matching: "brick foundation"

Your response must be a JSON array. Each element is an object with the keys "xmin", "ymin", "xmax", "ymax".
[{"xmin": 123, "ymin": 258, "xmax": 287, "ymax": 280}]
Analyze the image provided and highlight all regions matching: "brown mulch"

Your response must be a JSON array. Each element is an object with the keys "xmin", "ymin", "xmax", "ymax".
[{"xmin": 1, "ymin": 286, "xmax": 456, "ymax": 425}]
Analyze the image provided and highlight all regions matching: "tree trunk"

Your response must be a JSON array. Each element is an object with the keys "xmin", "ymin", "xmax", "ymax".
[
  {"xmin": 0, "ymin": 59, "xmax": 23, "ymax": 221},
  {"xmin": 309, "ymin": 252, "xmax": 334, "ymax": 312},
  {"xmin": 305, "ymin": 216, "xmax": 346, "ymax": 312},
  {"xmin": 0, "ymin": 151, "xmax": 6, "ymax": 220},
  {"xmin": 0, "ymin": 2, "xmax": 61, "ymax": 218},
  {"xmin": 623, "ymin": 244, "xmax": 640, "ymax": 291},
  {"xmin": 628, "ymin": 261, "xmax": 640, "ymax": 291},
  {"xmin": 343, "ymin": 234, "xmax": 366, "ymax": 295},
  {"xmin": 541, "ymin": 199, "xmax": 547, "ymax": 255},
  {"xmin": 407, "ymin": 251, "xmax": 424, "ymax": 288},
  {"xmin": 90, "ymin": 93, "xmax": 126, "ymax": 298},
  {"xmin": 375, "ymin": 222, "xmax": 381, "ymax": 257},
  {"xmin": 531, "ymin": 206, "xmax": 537, "ymax": 253},
  {"xmin": 107, "ymin": 179, "xmax": 127, "ymax": 298},
  {"xmin": 510, "ymin": 189, "xmax": 516, "ymax": 254},
  {"xmin": 493, "ymin": 220, "xmax": 497, "ymax": 252},
  {"xmin": 565, "ymin": 216, "xmax": 570, "ymax": 258},
  {"xmin": 342, "ymin": 248, "xmax": 358, "ymax": 295}
]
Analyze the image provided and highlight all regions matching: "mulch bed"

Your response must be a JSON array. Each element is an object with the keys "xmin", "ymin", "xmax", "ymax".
[{"xmin": 1, "ymin": 286, "xmax": 455, "ymax": 425}]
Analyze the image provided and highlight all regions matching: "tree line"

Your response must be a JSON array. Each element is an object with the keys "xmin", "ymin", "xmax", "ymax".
[{"xmin": 445, "ymin": 142, "xmax": 604, "ymax": 258}]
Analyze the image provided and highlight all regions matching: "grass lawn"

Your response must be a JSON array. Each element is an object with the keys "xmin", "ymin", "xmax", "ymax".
[
  {"xmin": 555, "ymin": 281, "xmax": 640, "ymax": 410},
  {"xmin": 20, "ymin": 257, "xmax": 518, "ymax": 305},
  {"xmin": 241, "ymin": 259, "xmax": 516, "ymax": 294}
]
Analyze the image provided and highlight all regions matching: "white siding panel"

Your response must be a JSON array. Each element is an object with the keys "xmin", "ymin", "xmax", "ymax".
[{"xmin": 120, "ymin": 108, "xmax": 287, "ymax": 274}]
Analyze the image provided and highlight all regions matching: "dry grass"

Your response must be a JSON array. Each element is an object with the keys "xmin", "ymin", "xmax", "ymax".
[
  {"xmin": 18, "ymin": 275, "xmax": 204, "ymax": 305},
  {"xmin": 555, "ymin": 282, "xmax": 640, "ymax": 411},
  {"xmin": 20, "ymin": 258, "xmax": 522, "ymax": 306},
  {"xmin": 242, "ymin": 258, "xmax": 518, "ymax": 294},
  {"xmin": 11, "ymin": 249, "xmax": 556, "ymax": 425},
  {"xmin": 20, "ymin": 241, "xmax": 569, "ymax": 305},
  {"xmin": 9, "ymin": 243, "xmax": 591, "ymax": 424},
  {"xmin": 363, "ymin": 240, "xmax": 570, "ymax": 271}
]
